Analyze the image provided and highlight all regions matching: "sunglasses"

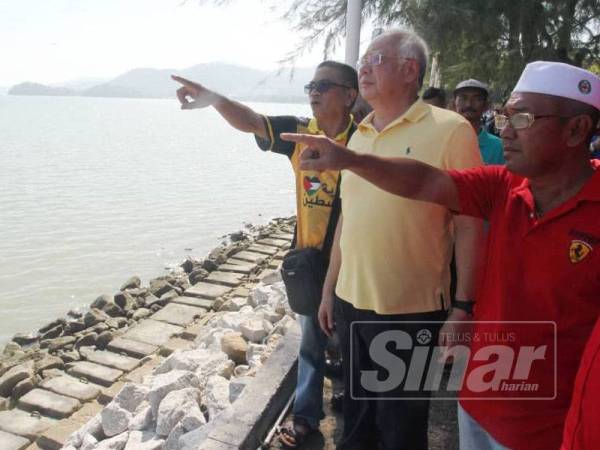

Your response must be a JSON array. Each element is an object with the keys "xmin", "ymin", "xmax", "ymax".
[
  {"xmin": 304, "ymin": 80, "xmax": 351, "ymax": 94},
  {"xmin": 494, "ymin": 113, "xmax": 564, "ymax": 131}
]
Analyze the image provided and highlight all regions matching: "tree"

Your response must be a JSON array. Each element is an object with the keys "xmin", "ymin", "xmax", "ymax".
[{"xmin": 282, "ymin": 0, "xmax": 600, "ymax": 100}]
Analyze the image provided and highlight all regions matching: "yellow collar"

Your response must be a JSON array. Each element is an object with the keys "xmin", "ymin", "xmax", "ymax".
[
  {"xmin": 307, "ymin": 114, "xmax": 354, "ymax": 141},
  {"xmin": 358, "ymin": 99, "xmax": 430, "ymax": 134}
]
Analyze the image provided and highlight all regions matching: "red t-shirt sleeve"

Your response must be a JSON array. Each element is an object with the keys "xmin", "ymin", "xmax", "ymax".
[{"xmin": 447, "ymin": 165, "xmax": 512, "ymax": 220}]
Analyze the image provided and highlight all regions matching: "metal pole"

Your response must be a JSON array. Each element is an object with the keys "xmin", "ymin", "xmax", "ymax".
[{"xmin": 345, "ymin": 0, "xmax": 362, "ymax": 67}]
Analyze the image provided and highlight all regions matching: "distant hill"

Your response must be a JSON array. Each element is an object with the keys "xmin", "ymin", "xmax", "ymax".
[{"xmin": 8, "ymin": 63, "xmax": 314, "ymax": 102}]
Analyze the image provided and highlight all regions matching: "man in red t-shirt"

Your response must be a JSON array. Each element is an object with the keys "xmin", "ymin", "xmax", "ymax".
[{"xmin": 281, "ymin": 61, "xmax": 600, "ymax": 450}]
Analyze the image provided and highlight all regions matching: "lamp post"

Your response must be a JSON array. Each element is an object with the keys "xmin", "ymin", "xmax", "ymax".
[{"xmin": 345, "ymin": 0, "xmax": 362, "ymax": 68}]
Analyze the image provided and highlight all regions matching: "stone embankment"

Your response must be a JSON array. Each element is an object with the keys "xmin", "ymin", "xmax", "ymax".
[{"xmin": 0, "ymin": 218, "xmax": 300, "ymax": 450}]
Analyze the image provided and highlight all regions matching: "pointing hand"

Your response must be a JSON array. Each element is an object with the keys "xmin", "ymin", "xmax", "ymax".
[
  {"xmin": 280, "ymin": 133, "xmax": 356, "ymax": 172},
  {"xmin": 171, "ymin": 75, "xmax": 217, "ymax": 110}
]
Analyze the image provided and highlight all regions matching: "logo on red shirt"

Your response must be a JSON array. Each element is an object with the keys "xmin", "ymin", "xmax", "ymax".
[{"xmin": 569, "ymin": 240, "xmax": 593, "ymax": 264}]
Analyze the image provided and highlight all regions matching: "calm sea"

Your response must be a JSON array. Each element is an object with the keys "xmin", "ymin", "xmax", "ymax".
[{"xmin": 0, "ymin": 95, "xmax": 309, "ymax": 346}]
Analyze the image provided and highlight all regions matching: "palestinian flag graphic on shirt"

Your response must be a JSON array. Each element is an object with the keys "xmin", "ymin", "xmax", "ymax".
[{"xmin": 303, "ymin": 176, "xmax": 321, "ymax": 196}]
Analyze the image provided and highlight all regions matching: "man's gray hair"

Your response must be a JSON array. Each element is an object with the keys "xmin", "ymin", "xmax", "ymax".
[{"xmin": 381, "ymin": 29, "xmax": 429, "ymax": 88}]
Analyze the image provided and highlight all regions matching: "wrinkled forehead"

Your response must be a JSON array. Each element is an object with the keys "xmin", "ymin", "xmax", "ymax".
[
  {"xmin": 365, "ymin": 34, "xmax": 397, "ymax": 56},
  {"xmin": 505, "ymin": 92, "xmax": 561, "ymax": 113}
]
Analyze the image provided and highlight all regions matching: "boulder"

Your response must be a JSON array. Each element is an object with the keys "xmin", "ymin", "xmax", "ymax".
[
  {"xmin": 46, "ymin": 336, "xmax": 76, "ymax": 352},
  {"xmin": 128, "ymin": 402, "xmax": 153, "ymax": 431},
  {"xmin": 112, "ymin": 383, "xmax": 149, "ymax": 412},
  {"xmin": 220, "ymin": 333, "xmax": 248, "ymax": 365},
  {"xmin": 67, "ymin": 309, "xmax": 83, "ymax": 319},
  {"xmin": 148, "ymin": 370, "xmax": 200, "ymax": 416},
  {"xmin": 38, "ymin": 318, "xmax": 66, "ymax": 334},
  {"xmin": 178, "ymin": 423, "xmax": 214, "ymax": 450},
  {"xmin": 189, "ymin": 268, "xmax": 209, "ymax": 285},
  {"xmin": 204, "ymin": 375, "xmax": 231, "ymax": 420},
  {"xmin": 201, "ymin": 259, "xmax": 219, "ymax": 272},
  {"xmin": 58, "ymin": 349, "xmax": 80, "ymax": 364},
  {"xmin": 165, "ymin": 422, "xmax": 186, "ymax": 450},
  {"xmin": 132, "ymin": 308, "xmax": 151, "ymax": 321},
  {"xmin": 149, "ymin": 280, "xmax": 174, "ymax": 298},
  {"xmin": 106, "ymin": 317, "xmax": 128, "ymax": 329},
  {"xmin": 65, "ymin": 320, "xmax": 86, "ymax": 333},
  {"xmin": 75, "ymin": 333, "xmax": 98, "ymax": 349},
  {"xmin": 11, "ymin": 375, "xmax": 36, "ymax": 400},
  {"xmin": 12, "ymin": 332, "xmax": 39, "ymax": 346},
  {"xmin": 96, "ymin": 431, "xmax": 129, "ymax": 450},
  {"xmin": 80, "ymin": 433, "xmax": 99, "ymax": 450},
  {"xmin": 120, "ymin": 276, "xmax": 141, "ymax": 291},
  {"xmin": 0, "ymin": 360, "xmax": 34, "ymax": 396},
  {"xmin": 156, "ymin": 387, "xmax": 201, "ymax": 436},
  {"xmin": 102, "ymin": 303, "xmax": 125, "ymax": 318},
  {"xmin": 36, "ymin": 355, "xmax": 64, "ymax": 373},
  {"xmin": 124, "ymin": 431, "xmax": 164, "ymax": 450},
  {"xmin": 91, "ymin": 294, "xmax": 113, "ymax": 310},
  {"xmin": 102, "ymin": 402, "xmax": 132, "ymax": 437},
  {"xmin": 40, "ymin": 324, "xmax": 63, "ymax": 341},
  {"xmin": 114, "ymin": 292, "xmax": 136, "ymax": 311},
  {"xmin": 64, "ymin": 412, "xmax": 103, "ymax": 447},
  {"xmin": 84, "ymin": 309, "xmax": 110, "ymax": 327},
  {"xmin": 240, "ymin": 319, "xmax": 268, "ymax": 343}
]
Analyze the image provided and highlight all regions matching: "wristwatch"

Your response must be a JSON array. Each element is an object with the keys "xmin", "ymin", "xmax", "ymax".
[{"xmin": 451, "ymin": 299, "xmax": 474, "ymax": 316}]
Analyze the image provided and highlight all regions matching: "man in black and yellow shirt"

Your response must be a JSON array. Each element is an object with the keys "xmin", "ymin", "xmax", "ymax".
[{"xmin": 172, "ymin": 61, "xmax": 358, "ymax": 448}]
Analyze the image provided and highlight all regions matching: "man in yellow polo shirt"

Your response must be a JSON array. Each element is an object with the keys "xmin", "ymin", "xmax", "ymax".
[
  {"xmin": 311, "ymin": 30, "xmax": 483, "ymax": 450},
  {"xmin": 172, "ymin": 61, "xmax": 358, "ymax": 448}
]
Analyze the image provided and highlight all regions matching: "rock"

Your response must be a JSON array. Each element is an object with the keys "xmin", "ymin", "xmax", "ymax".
[
  {"xmin": 132, "ymin": 308, "xmax": 151, "ymax": 321},
  {"xmin": 155, "ymin": 349, "xmax": 231, "ymax": 382},
  {"xmin": 41, "ymin": 368, "xmax": 64, "ymax": 379},
  {"xmin": 0, "ymin": 430, "xmax": 30, "ymax": 450},
  {"xmin": 36, "ymin": 355, "xmax": 64, "ymax": 373},
  {"xmin": 91, "ymin": 294, "xmax": 113, "ymax": 310},
  {"xmin": 255, "ymin": 305, "xmax": 283, "ymax": 323},
  {"xmin": 150, "ymin": 304, "xmax": 162, "ymax": 313},
  {"xmin": 0, "ymin": 396, "xmax": 7, "ymax": 410},
  {"xmin": 65, "ymin": 320, "xmax": 86, "ymax": 333},
  {"xmin": 121, "ymin": 276, "xmax": 141, "ymax": 291},
  {"xmin": 178, "ymin": 424, "xmax": 214, "ymax": 450},
  {"xmin": 164, "ymin": 422, "xmax": 186, "ymax": 450},
  {"xmin": 3, "ymin": 342, "xmax": 22, "ymax": 356},
  {"xmin": 44, "ymin": 336, "xmax": 76, "ymax": 352},
  {"xmin": 156, "ymin": 387, "xmax": 201, "ymax": 436},
  {"xmin": 102, "ymin": 402, "xmax": 132, "ymax": 437},
  {"xmin": 181, "ymin": 403, "xmax": 206, "ymax": 432},
  {"xmin": 124, "ymin": 431, "xmax": 164, "ymax": 450},
  {"xmin": 102, "ymin": 303, "xmax": 125, "ymax": 318},
  {"xmin": 148, "ymin": 370, "xmax": 200, "ymax": 416},
  {"xmin": 204, "ymin": 375, "xmax": 231, "ymax": 420},
  {"xmin": 75, "ymin": 333, "xmax": 98, "ymax": 349},
  {"xmin": 181, "ymin": 258, "xmax": 199, "ymax": 274},
  {"xmin": 96, "ymin": 331, "xmax": 115, "ymax": 350},
  {"xmin": 149, "ymin": 280, "xmax": 174, "ymax": 298},
  {"xmin": 112, "ymin": 383, "xmax": 149, "ymax": 413},
  {"xmin": 134, "ymin": 296, "xmax": 147, "ymax": 308},
  {"xmin": 38, "ymin": 318, "xmax": 66, "ymax": 334},
  {"xmin": 230, "ymin": 230, "xmax": 246, "ymax": 242},
  {"xmin": 159, "ymin": 290, "xmax": 179, "ymax": 304},
  {"xmin": 80, "ymin": 433, "xmax": 99, "ymax": 450},
  {"xmin": 219, "ymin": 297, "xmax": 248, "ymax": 312},
  {"xmin": 11, "ymin": 376, "xmax": 36, "ymax": 400},
  {"xmin": 58, "ymin": 349, "xmax": 80, "ymax": 364},
  {"xmin": 12, "ymin": 332, "xmax": 38, "ymax": 346},
  {"xmin": 64, "ymin": 412, "xmax": 103, "ymax": 447},
  {"xmin": 96, "ymin": 431, "xmax": 129, "ymax": 450},
  {"xmin": 247, "ymin": 343, "xmax": 268, "ymax": 369},
  {"xmin": 67, "ymin": 309, "xmax": 83, "ymax": 319},
  {"xmin": 201, "ymin": 259, "xmax": 219, "ymax": 272},
  {"xmin": 91, "ymin": 322, "xmax": 110, "ymax": 334},
  {"xmin": 273, "ymin": 315, "xmax": 297, "ymax": 335},
  {"xmin": 106, "ymin": 317, "xmax": 128, "ymax": 329},
  {"xmin": 128, "ymin": 402, "xmax": 153, "ymax": 431},
  {"xmin": 114, "ymin": 292, "xmax": 136, "ymax": 311},
  {"xmin": 174, "ymin": 278, "xmax": 191, "ymax": 292},
  {"xmin": 220, "ymin": 333, "xmax": 248, "ymax": 365},
  {"xmin": 84, "ymin": 309, "xmax": 110, "ymax": 327},
  {"xmin": 0, "ymin": 360, "xmax": 34, "ymax": 397},
  {"xmin": 189, "ymin": 268, "xmax": 209, "ymax": 285},
  {"xmin": 143, "ymin": 294, "xmax": 160, "ymax": 308},
  {"xmin": 240, "ymin": 319, "xmax": 268, "ymax": 343},
  {"xmin": 230, "ymin": 376, "xmax": 252, "ymax": 402}
]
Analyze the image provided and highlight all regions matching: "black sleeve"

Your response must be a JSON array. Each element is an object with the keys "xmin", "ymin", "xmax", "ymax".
[{"xmin": 254, "ymin": 115, "xmax": 301, "ymax": 158}]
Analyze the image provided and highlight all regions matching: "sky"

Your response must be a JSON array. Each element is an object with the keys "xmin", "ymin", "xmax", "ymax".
[{"xmin": 0, "ymin": 0, "xmax": 375, "ymax": 87}]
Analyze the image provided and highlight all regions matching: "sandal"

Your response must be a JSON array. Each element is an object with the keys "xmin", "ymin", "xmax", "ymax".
[{"xmin": 278, "ymin": 417, "xmax": 315, "ymax": 448}]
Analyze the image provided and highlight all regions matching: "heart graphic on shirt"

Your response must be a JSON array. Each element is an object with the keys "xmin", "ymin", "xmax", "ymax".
[{"xmin": 303, "ymin": 176, "xmax": 321, "ymax": 196}]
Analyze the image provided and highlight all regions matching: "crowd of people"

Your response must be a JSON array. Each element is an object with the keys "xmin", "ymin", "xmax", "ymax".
[{"xmin": 172, "ymin": 28, "xmax": 600, "ymax": 450}]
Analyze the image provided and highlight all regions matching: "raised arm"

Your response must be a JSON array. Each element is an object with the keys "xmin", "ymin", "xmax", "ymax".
[
  {"xmin": 172, "ymin": 75, "xmax": 268, "ymax": 140},
  {"xmin": 281, "ymin": 133, "xmax": 461, "ymax": 212}
]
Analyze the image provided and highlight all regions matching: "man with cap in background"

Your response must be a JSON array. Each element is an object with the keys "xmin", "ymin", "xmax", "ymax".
[
  {"xmin": 454, "ymin": 79, "xmax": 505, "ymax": 165},
  {"xmin": 282, "ymin": 60, "xmax": 600, "ymax": 450}
]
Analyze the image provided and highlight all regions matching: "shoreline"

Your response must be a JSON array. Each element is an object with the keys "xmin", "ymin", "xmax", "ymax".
[{"xmin": 0, "ymin": 216, "xmax": 298, "ymax": 449}]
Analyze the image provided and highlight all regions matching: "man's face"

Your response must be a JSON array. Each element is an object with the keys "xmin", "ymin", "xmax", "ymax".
[
  {"xmin": 307, "ymin": 66, "xmax": 354, "ymax": 120},
  {"xmin": 358, "ymin": 35, "xmax": 407, "ymax": 105},
  {"xmin": 500, "ymin": 92, "xmax": 569, "ymax": 177},
  {"xmin": 454, "ymin": 88, "xmax": 487, "ymax": 127}
]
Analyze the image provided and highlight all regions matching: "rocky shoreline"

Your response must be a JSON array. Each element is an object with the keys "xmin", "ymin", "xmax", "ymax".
[{"xmin": 0, "ymin": 217, "xmax": 298, "ymax": 450}]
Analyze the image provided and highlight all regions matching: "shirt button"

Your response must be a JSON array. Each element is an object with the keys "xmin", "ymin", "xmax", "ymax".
[{"xmin": 529, "ymin": 212, "xmax": 534, "ymax": 219}]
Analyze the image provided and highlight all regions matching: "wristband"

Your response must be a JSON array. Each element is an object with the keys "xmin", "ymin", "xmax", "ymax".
[{"xmin": 451, "ymin": 299, "xmax": 474, "ymax": 315}]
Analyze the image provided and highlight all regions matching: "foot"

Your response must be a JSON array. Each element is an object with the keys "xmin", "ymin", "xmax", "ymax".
[
  {"xmin": 278, "ymin": 417, "xmax": 315, "ymax": 448},
  {"xmin": 324, "ymin": 357, "xmax": 343, "ymax": 379}
]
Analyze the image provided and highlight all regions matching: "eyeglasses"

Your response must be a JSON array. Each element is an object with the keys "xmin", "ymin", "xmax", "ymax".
[
  {"xmin": 357, "ymin": 53, "xmax": 413, "ymax": 69},
  {"xmin": 304, "ymin": 80, "xmax": 351, "ymax": 94},
  {"xmin": 494, "ymin": 112, "xmax": 565, "ymax": 131}
]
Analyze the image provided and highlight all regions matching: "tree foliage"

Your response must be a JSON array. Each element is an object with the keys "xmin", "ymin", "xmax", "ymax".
[{"xmin": 282, "ymin": 0, "xmax": 600, "ymax": 99}]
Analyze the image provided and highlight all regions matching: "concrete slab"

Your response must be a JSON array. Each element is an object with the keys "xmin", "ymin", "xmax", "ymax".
[
  {"xmin": 39, "ymin": 375, "xmax": 101, "ymax": 402},
  {"xmin": 269, "ymin": 232, "xmax": 294, "ymax": 240},
  {"xmin": 268, "ymin": 260, "xmax": 283, "ymax": 270},
  {"xmin": 256, "ymin": 238, "xmax": 289, "ymax": 248},
  {"xmin": 159, "ymin": 338, "xmax": 193, "ymax": 357},
  {"xmin": 218, "ymin": 263, "xmax": 256, "ymax": 274},
  {"xmin": 107, "ymin": 337, "xmax": 158, "ymax": 359},
  {"xmin": 185, "ymin": 282, "xmax": 231, "ymax": 300},
  {"xmin": 66, "ymin": 361, "xmax": 123, "ymax": 387},
  {"xmin": 246, "ymin": 244, "xmax": 278, "ymax": 256},
  {"xmin": 36, "ymin": 402, "xmax": 102, "ymax": 450},
  {"xmin": 172, "ymin": 296, "xmax": 215, "ymax": 310},
  {"xmin": 150, "ymin": 303, "xmax": 206, "ymax": 327},
  {"xmin": 122, "ymin": 319, "xmax": 183, "ymax": 347},
  {"xmin": 228, "ymin": 251, "xmax": 265, "ymax": 264},
  {"xmin": 18, "ymin": 389, "xmax": 81, "ymax": 419},
  {"xmin": 204, "ymin": 271, "xmax": 245, "ymax": 287},
  {"xmin": 0, "ymin": 409, "xmax": 56, "ymax": 441},
  {"xmin": 224, "ymin": 258, "xmax": 254, "ymax": 266},
  {"xmin": 0, "ymin": 430, "xmax": 30, "ymax": 450},
  {"xmin": 81, "ymin": 349, "xmax": 140, "ymax": 372}
]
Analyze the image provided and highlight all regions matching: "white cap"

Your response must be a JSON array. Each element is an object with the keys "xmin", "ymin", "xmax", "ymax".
[{"xmin": 513, "ymin": 61, "xmax": 600, "ymax": 110}]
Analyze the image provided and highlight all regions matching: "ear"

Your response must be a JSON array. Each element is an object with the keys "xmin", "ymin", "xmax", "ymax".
[
  {"xmin": 346, "ymin": 89, "xmax": 358, "ymax": 108},
  {"xmin": 402, "ymin": 59, "xmax": 420, "ymax": 85},
  {"xmin": 564, "ymin": 115, "xmax": 593, "ymax": 148}
]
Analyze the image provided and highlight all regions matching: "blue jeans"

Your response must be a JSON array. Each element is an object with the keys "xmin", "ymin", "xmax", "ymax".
[
  {"xmin": 293, "ymin": 314, "xmax": 328, "ymax": 429},
  {"xmin": 458, "ymin": 404, "xmax": 511, "ymax": 450}
]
